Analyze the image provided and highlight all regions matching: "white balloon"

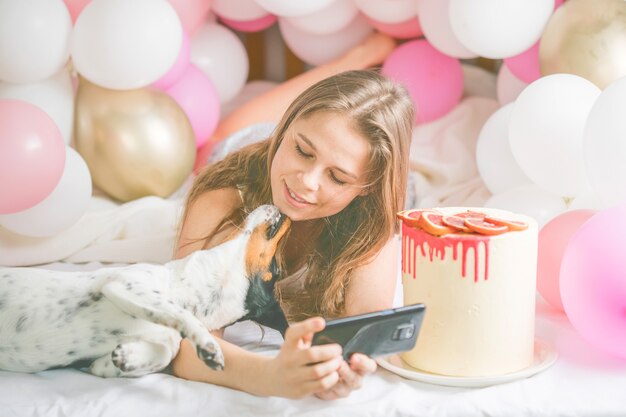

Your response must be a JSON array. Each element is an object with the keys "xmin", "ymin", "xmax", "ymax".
[
  {"xmin": 449, "ymin": 0, "xmax": 553, "ymax": 59},
  {"xmin": 476, "ymin": 103, "xmax": 531, "ymax": 194},
  {"xmin": 191, "ymin": 23, "xmax": 249, "ymax": 103},
  {"xmin": 496, "ymin": 64, "xmax": 528, "ymax": 106},
  {"xmin": 284, "ymin": 0, "xmax": 358, "ymax": 35},
  {"xmin": 0, "ymin": 69, "xmax": 74, "ymax": 145},
  {"xmin": 583, "ymin": 76, "xmax": 626, "ymax": 208},
  {"xmin": 509, "ymin": 74, "xmax": 600, "ymax": 198},
  {"xmin": 71, "ymin": 0, "xmax": 182, "ymax": 90},
  {"xmin": 212, "ymin": 0, "xmax": 269, "ymax": 21},
  {"xmin": 279, "ymin": 14, "xmax": 372, "ymax": 66},
  {"xmin": 417, "ymin": 0, "xmax": 477, "ymax": 59},
  {"xmin": 254, "ymin": 0, "xmax": 335, "ymax": 17},
  {"xmin": 0, "ymin": 147, "xmax": 92, "ymax": 237},
  {"xmin": 354, "ymin": 0, "xmax": 418, "ymax": 24},
  {"xmin": 0, "ymin": 0, "xmax": 71, "ymax": 84},
  {"xmin": 485, "ymin": 183, "xmax": 567, "ymax": 227}
]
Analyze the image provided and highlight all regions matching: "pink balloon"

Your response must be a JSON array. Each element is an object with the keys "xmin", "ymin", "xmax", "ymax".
[
  {"xmin": 382, "ymin": 39, "xmax": 463, "ymax": 124},
  {"xmin": 560, "ymin": 205, "xmax": 626, "ymax": 359},
  {"xmin": 0, "ymin": 100, "xmax": 66, "ymax": 214},
  {"xmin": 63, "ymin": 0, "xmax": 90, "ymax": 23},
  {"xmin": 364, "ymin": 16, "xmax": 422, "ymax": 39},
  {"xmin": 152, "ymin": 31, "xmax": 191, "ymax": 90},
  {"xmin": 168, "ymin": 0, "xmax": 212, "ymax": 35},
  {"xmin": 220, "ymin": 14, "xmax": 277, "ymax": 32},
  {"xmin": 504, "ymin": 0, "xmax": 565, "ymax": 83},
  {"xmin": 537, "ymin": 209, "xmax": 597, "ymax": 312},
  {"xmin": 162, "ymin": 64, "xmax": 220, "ymax": 148},
  {"xmin": 503, "ymin": 42, "xmax": 541, "ymax": 84}
]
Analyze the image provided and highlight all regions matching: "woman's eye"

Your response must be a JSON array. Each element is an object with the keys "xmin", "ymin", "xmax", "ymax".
[
  {"xmin": 295, "ymin": 144, "xmax": 313, "ymax": 159},
  {"xmin": 330, "ymin": 172, "xmax": 346, "ymax": 186}
]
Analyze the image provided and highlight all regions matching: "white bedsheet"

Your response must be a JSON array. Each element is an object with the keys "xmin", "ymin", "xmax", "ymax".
[{"xmin": 2, "ymin": 300, "xmax": 626, "ymax": 417}]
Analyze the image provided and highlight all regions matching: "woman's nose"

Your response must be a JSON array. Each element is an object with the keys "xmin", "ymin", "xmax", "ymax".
[{"xmin": 299, "ymin": 167, "xmax": 322, "ymax": 191}]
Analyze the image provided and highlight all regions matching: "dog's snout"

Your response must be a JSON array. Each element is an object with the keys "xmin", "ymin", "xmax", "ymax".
[
  {"xmin": 267, "ymin": 212, "xmax": 286, "ymax": 239},
  {"xmin": 245, "ymin": 205, "xmax": 287, "ymax": 238}
]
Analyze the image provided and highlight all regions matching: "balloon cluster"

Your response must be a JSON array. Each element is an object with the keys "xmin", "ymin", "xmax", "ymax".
[
  {"xmin": 535, "ymin": 205, "xmax": 626, "ymax": 361},
  {"xmin": 476, "ymin": 0, "xmax": 626, "ymax": 218},
  {"xmin": 0, "ymin": 0, "xmax": 238, "ymax": 235}
]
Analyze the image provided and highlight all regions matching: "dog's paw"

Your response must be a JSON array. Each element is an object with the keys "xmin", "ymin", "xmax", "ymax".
[
  {"xmin": 90, "ymin": 356, "xmax": 122, "ymax": 378},
  {"xmin": 197, "ymin": 342, "xmax": 225, "ymax": 371},
  {"xmin": 112, "ymin": 344, "xmax": 136, "ymax": 372}
]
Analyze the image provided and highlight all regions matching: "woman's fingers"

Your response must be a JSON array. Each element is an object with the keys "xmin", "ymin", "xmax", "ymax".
[
  {"xmin": 277, "ymin": 319, "xmax": 381, "ymax": 399},
  {"xmin": 312, "ymin": 355, "xmax": 379, "ymax": 400},
  {"xmin": 307, "ymin": 356, "xmax": 343, "ymax": 380},
  {"xmin": 283, "ymin": 317, "xmax": 325, "ymax": 349},
  {"xmin": 302, "ymin": 343, "xmax": 342, "ymax": 364},
  {"xmin": 349, "ymin": 353, "xmax": 377, "ymax": 375},
  {"xmin": 309, "ymin": 369, "xmax": 341, "ymax": 396},
  {"xmin": 314, "ymin": 361, "xmax": 365, "ymax": 400},
  {"xmin": 338, "ymin": 361, "xmax": 362, "ymax": 390}
]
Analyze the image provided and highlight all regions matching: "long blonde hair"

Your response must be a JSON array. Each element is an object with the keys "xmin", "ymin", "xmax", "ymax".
[{"xmin": 183, "ymin": 70, "xmax": 414, "ymax": 320}]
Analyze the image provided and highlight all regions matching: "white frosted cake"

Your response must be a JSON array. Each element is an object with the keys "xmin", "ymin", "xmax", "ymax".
[{"xmin": 399, "ymin": 207, "xmax": 538, "ymax": 377}]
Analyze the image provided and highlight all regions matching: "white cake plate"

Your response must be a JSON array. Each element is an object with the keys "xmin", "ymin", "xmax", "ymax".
[{"xmin": 377, "ymin": 339, "xmax": 558, "ymax": 388}]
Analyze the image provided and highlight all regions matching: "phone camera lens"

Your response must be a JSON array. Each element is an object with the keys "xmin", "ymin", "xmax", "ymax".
[{"xmin": 392, "ymin": 323, "xmax": 415, "ymax": 340}]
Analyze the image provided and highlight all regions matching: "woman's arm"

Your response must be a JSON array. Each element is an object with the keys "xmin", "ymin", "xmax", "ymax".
[
  {"xmin": 344, "ymin": 235, "xmax": 399, "ymax": 315},
  {"xmin": 172, "ymin": 318, "xmax": 344, "ymax": 399}
]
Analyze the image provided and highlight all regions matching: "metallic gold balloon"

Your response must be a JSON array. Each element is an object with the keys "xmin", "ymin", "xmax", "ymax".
[
  {"xmin": 75, "ymin": 78, "xmax": 196, "ymax": 202},
  {"xmin": 539, "ymin": 0, "xmax": 626, "ymax": 89}
]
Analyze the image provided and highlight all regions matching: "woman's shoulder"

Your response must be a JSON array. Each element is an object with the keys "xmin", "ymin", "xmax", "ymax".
[
  {"xmin": 176, "ymin": 187, "xmax": 242, "ymax": 258},
  {"xmin": 185, "ymin": 187, "xmax": 243, "ymax": 228},
  {"xmin": 190, "ymin": 187, "xmax": 242, "ymax": 212}
]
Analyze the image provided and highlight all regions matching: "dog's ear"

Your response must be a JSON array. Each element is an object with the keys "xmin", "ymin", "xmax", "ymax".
[{"xmin": 254, "ymin": 301, "xmax": 289, "ymax": 336}]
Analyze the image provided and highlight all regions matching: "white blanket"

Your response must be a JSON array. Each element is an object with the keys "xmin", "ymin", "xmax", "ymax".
[
  {"xmin": 2, "ymin": 300, "xmax": 626, "ymax": 417},
  {"xmin": 0, "ymin": 195, "xmax": 182, "ymax": 267}
]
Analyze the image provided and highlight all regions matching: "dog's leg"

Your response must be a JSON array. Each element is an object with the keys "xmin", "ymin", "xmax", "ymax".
[
  {"xmin": 101, "ymin": 280, "xmax": 224, "ymax": 370},
  {"xmin": 90, "ymin": 324, "xmax": 181, "ymax": 378},
  {"xmin": 90, "ymin": 340, "xmax": 177, "ymax": 378}
]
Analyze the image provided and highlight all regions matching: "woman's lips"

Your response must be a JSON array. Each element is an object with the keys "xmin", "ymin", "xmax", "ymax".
[{"xmin": 283, "ymin": 181, "xmax": 312, "ymax": 208}]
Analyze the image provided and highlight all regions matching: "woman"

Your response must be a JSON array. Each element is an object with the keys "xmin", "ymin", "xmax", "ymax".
[{"xmin": 172, "ymin": 35, "xmax": 415, "ymax": 400}]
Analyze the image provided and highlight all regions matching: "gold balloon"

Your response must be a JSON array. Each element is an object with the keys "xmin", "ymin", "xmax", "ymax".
[
  {"xmin": 75, "ymin": 79, "xmax": 196, "ymax": 202},
  {"xmin": 539, "ymin": 0, "xmax": 626, "ymax": 89}
]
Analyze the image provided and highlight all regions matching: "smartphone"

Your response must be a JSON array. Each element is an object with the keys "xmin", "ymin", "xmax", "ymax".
[{"xmin": 311, "ymin": 303, "xmax": 426, "ymax": 361}]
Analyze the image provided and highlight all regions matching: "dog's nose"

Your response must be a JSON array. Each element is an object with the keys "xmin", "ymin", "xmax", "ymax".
[{"xmin": 267, "ymin": 212, "xmax": 286, "ymax": 239}]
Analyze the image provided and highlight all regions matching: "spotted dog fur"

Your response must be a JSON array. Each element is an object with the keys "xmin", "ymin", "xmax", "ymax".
[{"xmin": 0, "ymin": 205, "xmax": 290, "ymax": 377}]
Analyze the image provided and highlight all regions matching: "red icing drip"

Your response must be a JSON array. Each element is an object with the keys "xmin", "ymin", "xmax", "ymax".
[{"xmin": 402, "ymin": 223, "xmax": 490, "ymax": 282}]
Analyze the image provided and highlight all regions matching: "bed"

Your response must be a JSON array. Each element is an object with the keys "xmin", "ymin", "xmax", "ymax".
[
  {"xmin": 2, "ymin": 58, "xmax": 626, "ymax": 417},
  {"xmin": 2, "ymin": 296, "xmax": 626, "ymax": 417}
]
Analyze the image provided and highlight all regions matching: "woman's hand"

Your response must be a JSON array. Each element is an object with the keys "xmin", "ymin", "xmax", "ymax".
[
  {"xmin": 262, "ymin": 317, "xmax": 344, "ymax": 399},
  {"xmin": 314, "ymin": 353, "xmax": 378, "ymax": 400}
]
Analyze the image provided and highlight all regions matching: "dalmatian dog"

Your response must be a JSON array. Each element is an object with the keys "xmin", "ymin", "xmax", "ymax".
[{"xmin": 0, "ymin": 205, "xmax": 290, "ymax": 377}]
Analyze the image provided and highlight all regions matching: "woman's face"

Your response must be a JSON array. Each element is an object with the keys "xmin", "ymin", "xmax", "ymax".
[{"xmin": 270, "ymin": 111, "xmax": 370, "ymax": 222}]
